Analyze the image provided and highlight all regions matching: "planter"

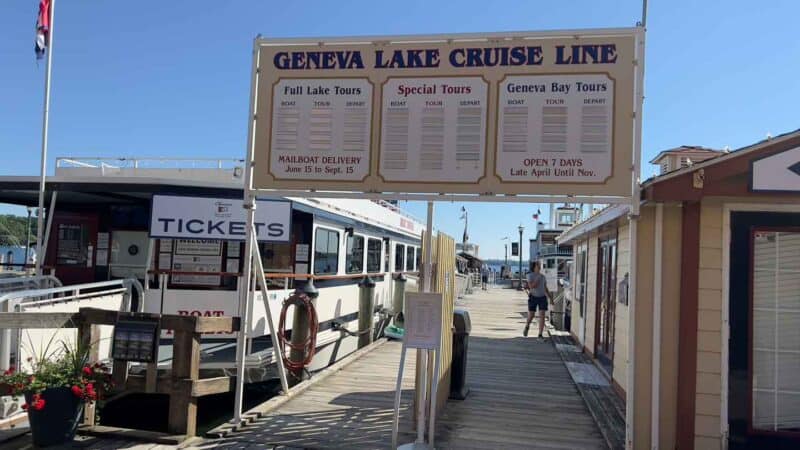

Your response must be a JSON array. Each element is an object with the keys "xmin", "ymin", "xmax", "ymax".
[{"xmin": 25, "ymin": 387, "xmax": 83, "ymax": 447}]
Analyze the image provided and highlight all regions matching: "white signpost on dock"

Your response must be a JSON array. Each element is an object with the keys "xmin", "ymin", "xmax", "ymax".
[{"xmin": 239, "ymin": 24, "xmax": 645, "ymax": 449}]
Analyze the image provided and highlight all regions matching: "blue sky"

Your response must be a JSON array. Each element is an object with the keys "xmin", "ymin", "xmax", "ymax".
[{"xmin": 1, "ymin": 1, "xmax": 798, "ymax": 258}]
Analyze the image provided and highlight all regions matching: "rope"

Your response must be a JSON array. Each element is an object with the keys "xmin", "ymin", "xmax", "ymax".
[{"xmin": 277, "ymin": 290, "xmax": 319, "ymax": 373}]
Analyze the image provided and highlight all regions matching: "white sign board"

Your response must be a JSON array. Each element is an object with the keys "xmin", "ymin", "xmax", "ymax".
[
  {"xmin": 379, "ymin": 77, "xmax": 487, "ymax": 183},
  {"xmin": 252, "ymin": 29, "xmax": 639, "ymax": 197},
  {"xmin": 750, "ymin": 146, "xmax": 800, "ymax": 193},
  {"xmin": 150, "ymin": 195, "xmax": 291, "ymax": 242},
  {"xmin": 496, "ymin": 74, "xmax": 614, "ymax": 182},
  {"xmin": 404, "ymin": 292, "xmax": 443, "ymax": 350},
  {"xmin": 269, "ymin": 78, "xmax": 373, "ymax": 181}
]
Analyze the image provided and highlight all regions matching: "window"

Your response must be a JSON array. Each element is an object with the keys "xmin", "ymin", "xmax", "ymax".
[
  {"xmin": 751, "ymin": 230, "xmax": 800, "ymax": 432},
  {"xmin": 416, "ymin": 246, "xmax": 422, "ymax": 271},
  {"xmin": 576, "ymin": 246, "xmax": 588, "ymax": 317},
  {"xmin": 558, "ymin": 213, "xmax": 574, "ymax": 225},
  {"xmin": 56, "ymin": 224, "xmax": 89, "ymax": 266},
  {"xmin": 259, "ymin": 242, "xmax": 291, "ymax": 272},
  {"xmin": 680, "ymin": 156, "xmax": 691, "ymax": 168},
  {"xmin": 314, "ymin": 228, "xmax": 339, "ymax": 275},
  {"xmin": 395, "ymin": 244, "xmax": 405, "ymax": 271},
  {"xmin": 384, "ymin": 239, "xmax": 390, "ymax": 272},
  {"xmin": 406, "ymin": 246, "xmax": 415, "ymax": 271},
  {"xmin": 345, "ymin": 235, "xmax": 365, "ymax": 274},
  {"xmin": 367, "ymin": 238, "xmax": 382, "ymax": 273},
  {"xmin": 660, "ymin": 161, "xmax": 669, "ymax": 174}
]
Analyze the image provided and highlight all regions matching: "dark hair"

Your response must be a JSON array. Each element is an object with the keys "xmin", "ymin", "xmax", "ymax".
[{"xmin": 531, "ymin": 261, "xmax": 539, "ymax": 270}]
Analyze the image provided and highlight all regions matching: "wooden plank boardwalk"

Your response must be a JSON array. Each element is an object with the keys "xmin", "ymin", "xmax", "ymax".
[
  {"xmin": 2, "ymin": 287, "xmax": 606, "ymax": 449},
  {"xmin": 203, "ymin": 286, "xmax": 606, "ymax": 449}
]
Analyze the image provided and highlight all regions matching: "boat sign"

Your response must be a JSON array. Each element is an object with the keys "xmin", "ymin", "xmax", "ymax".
[{"xmin": 149, "ymin": 195, "xmax": 291, "ymax": 242}]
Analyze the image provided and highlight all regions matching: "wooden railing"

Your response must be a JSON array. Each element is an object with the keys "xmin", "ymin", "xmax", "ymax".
[{"xmin": 0, "ymin": 307, "xmax": 240, "ymax": 440}]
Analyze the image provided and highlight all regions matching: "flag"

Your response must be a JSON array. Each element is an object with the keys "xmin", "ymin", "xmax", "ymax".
[
  {"xmin": 35, "ymin": 0, "xmax": 51, "ymax": 59},
  {"xmin": 532, "ymin": 208, "xmax": 541, "ymax": 220}
]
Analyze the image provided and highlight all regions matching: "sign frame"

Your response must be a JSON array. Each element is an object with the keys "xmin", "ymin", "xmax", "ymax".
[{"xmin": 250, "ymin": 27, "xmax": 643, "ymax": 203}]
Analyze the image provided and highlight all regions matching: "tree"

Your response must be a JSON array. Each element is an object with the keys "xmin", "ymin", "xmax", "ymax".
[{"xmin": 0, "ymin": 215, "xmax": 37, "ymax": 247}]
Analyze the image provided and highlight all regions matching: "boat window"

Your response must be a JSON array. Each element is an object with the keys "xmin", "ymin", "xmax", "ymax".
[
  {"xmin": 406, "ymin": 246, "xmax": 415, "ymax": 271},
  {"xmin": 166, "ymin": 239, "xmax": 238, "ymax": 290},
  {"xmin": 395, "ymin": 243, "xmax": 405, "ymax": 271},
  {"xmin": 56, "ymin": 224, "xmax": 89, "ymax": 266},
  {"xmin": 259, "ymin": 242, "xmax": 292, "ymax": 272},
  {"xmin": 367, "ymin": 238, "xmax": 382, "ymax": 273},
  {"xmin": 384, "ymin": 239, "xmax": 390, "ymax": 272},
  {"xmin": 345, "ymin": 235, "xmax": 365, "ymax": 274},
  {"xmin": 314, "ymin": 228, "xmax": 339, "ymax": 275}
]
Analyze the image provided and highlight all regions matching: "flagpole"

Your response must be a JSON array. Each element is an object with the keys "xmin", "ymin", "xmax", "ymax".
[{"xmin": 34, "ymin": 0, "xmax": 56, "ymax": 276}]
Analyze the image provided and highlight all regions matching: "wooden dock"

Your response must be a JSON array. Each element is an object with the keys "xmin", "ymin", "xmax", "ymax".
[
  {"xmin": 206, "ymin": 287, "xmax": 606, "ymax": 449},
  {"xmin": 1, "ymin": 287, "xmax": 606, "ymax": 449}
]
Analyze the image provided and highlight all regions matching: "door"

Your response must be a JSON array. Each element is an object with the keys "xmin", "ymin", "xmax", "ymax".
[
  {"xmin": 595, "ymin": 235, "xmax": 617, "ymax": 373},
  {"xmin": 47, "ymin": 212, "xmax": 99, "ymax": 285},
  {"xmin": 729, "ymin": 212, "xmax": 800, "ymax": 449}
]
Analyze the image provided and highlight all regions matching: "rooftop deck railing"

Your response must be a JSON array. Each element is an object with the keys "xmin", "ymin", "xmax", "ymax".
[{"xmin": 56, "ymin": 157, "xmax": 245, "ymax": 171}]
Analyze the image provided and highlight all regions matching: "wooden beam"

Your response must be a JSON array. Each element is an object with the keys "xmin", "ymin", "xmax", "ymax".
[
  {"xmin": 676, "ymin": 201, "xmax": 700, "ymax": 449},
  {"xmin": 78, "ymin": 425, "xmax": 187, "ymax": 446},
  {"xmin": 124, "ymin": 376, "xmax": 231, "ymax": 397},
  {"xmin": 194, "ymin": 316, "xmax": 241, "ymax": 333},
  {"xmin": 78, "ymin": 308, "xmax": 120, "ymax": 326},
  {"xmin": 0, "ymin": 312, "xmax": 77, "ymax": 329},
  {"xmin": 191, "ymin": 377, "xmax": 233, "ymax": 397}
]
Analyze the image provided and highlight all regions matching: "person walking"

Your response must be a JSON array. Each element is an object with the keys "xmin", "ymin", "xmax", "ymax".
[
  {"xmin": 481, "ymin": 265, "xmax": 489, "ymax": 290},
  {"xmin": 523, "ymin": 261, "xmax": 552, "ymax": 339}
]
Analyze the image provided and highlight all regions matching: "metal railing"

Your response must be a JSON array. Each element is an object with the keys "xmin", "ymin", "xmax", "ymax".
[
  {"xmin": 0, "ymin": 279, "xmax": 143, "ymax": 370},
  {"xmin": 0, "ymin": 275, "xmax": 62, "ymax": 294},
  {"xmin": 56, "ymin": 157, "xmax": 245, "ymax": 170}
]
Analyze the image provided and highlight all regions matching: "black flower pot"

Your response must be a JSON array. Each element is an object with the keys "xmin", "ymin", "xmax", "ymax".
[{"xmin": 25, "ymin": 387, "xmax": 83, "ymax": 447}]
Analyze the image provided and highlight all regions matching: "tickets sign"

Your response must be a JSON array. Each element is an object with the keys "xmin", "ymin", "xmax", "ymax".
[{"xmin": 251, "ymin": 29, "xmax": 639, "ymax": 198}]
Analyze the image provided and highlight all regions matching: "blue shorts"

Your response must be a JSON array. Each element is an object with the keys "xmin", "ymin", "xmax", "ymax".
[{"xmin": 528, "ymin": 295, "xmax": 548, "ymax": 312}]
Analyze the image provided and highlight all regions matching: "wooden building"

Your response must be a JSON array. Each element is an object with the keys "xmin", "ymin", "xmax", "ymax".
[{"xmin": 559, "ymin": 129, "xmax": 800, "ymax": 449}]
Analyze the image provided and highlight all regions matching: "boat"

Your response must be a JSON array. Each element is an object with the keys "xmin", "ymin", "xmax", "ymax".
[{"xmin": 0, "ymin": 157, "xmax": 423, "ymax": 382}]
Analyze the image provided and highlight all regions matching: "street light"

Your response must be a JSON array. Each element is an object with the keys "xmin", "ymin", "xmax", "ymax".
[
  {"xmin": 501, "ymin": 237, "xmax": 509, "ymax": 277},
  {"xmin": 518, "ymin": 225, "xmax": 524, "ymax": 289},
  {"xmin": 459, "ymin": 206, "xmax": 468, "ymax": 249},
  {"xmin": 24, "ymin": 207, "xmax": 33, "ymax": 270}
]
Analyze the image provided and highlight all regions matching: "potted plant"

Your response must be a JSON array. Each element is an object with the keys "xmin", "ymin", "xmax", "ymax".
[{"xmin": 0, "ymin": 341, "xmax": 112, "ymax": 447}]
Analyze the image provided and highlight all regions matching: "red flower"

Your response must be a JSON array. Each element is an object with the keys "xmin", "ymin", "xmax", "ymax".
[
  {"xmin": 71, "ymin": 385, "xmax": 83, "ymax": 398},
  {"xmin": 82, "ymin": 366, "xmax": 92, "ymax": 376},
  {"xmin": 32, "ymin": 399, "xmax": 45, "ymax": 410},
  {"xmin": 21, "ymin": 403, "xmax": 28, "ymax": 411}
]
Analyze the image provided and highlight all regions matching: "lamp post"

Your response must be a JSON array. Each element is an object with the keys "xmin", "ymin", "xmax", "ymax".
[
  {"xmin": 459, "ymin": 206, "xmax": 468, "ymax": 251},
  {"xmin": 24, "ymin": 207, "xmax": 33, "ymax": 270},
  {"xmin": 501, "ymin": 237, "xmax": 509, "ymax": 278},
  {"xmin": 518, "ymin": 225, "xmax": 524, "ymax": 289}
]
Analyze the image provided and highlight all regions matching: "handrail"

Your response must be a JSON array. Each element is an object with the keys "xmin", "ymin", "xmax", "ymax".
[
  {"xmin": 0, "ymin": 275, "xmax": 62, "ymax": 291},
  {"xmin": 0, "ymin": 279, "xmax": 140, "ymax": 307},
  {"xmin": 147, "ymin": 269, "xmax": 414, "ymax": 281},
  {"xmin": 56, "ymin": 157, "xmax": 245, "ymax": 169},
  {"xmin": 0, "ymin": 278, "xmax": 142, "ymax": 370}
]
